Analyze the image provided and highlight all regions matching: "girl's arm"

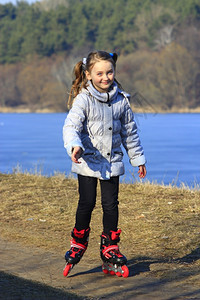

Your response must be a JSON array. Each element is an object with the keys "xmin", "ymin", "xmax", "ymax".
[
  {"xmin": 63, "ymin": 95, "xmax": 86, "ymax": 157},
  {"xmin": 120, "ymin": 98, "xmax": 146, "ymax": 174}
]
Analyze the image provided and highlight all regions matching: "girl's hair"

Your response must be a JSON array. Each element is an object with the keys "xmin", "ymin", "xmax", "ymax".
[{"xmin": 68, "ymin": 50, "xmax": 122, "ymax": 108}]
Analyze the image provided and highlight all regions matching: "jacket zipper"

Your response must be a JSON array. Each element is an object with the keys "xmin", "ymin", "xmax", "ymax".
[{"xmin": 107, "ymin": 93, "xmax": 110, "ymax": 103}]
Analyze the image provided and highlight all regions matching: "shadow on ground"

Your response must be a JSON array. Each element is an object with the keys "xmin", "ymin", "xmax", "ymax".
[
  {"xmin": 70, "ymin": 246, "xmax": 200, "ymax": 277},
  {"xmin": 0, "ymin": 271, "xmax": 84, "ymax": 300},
  {"xmin": 67, "ymin": 247, "xmax": 200, "ymax": 300},
  {"xmin": 177, "ymin": 247, "xmax": 200, "ymax": 264},
  {"xmin": 1, "ymin": 237, "xmax": 200, "ymax": 300}
]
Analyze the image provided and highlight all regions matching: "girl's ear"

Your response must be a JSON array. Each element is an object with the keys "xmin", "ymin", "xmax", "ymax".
[{"xmin": 85, "ymin": 70, "xmax": 91, "ymax": 80}]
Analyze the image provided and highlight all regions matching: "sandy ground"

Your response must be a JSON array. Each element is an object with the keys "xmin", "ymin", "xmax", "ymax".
[{"xmin": 1, "ymin": 238, "xmax": 200, "ymax": 300}]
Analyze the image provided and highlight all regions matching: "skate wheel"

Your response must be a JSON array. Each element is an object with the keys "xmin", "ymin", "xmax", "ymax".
[
  {"xmin": 121, "ymin": 265, "xmax": 129, "ymax": 278},
  {"xmin": 102, "ymin": 264, "xmax": 109, "ymax": 274},
  {"xmin": 116, "ymin": 271, "xmax": 122, "ymax": 277},
  {"xmin": 102, "ymin": 267, "xmax": 109, "ymax": 274},
  {"xmin": 109, "ymin": 270, "xmax": 115, "ymax": 275},
  {"xmin": 63, "ymin": 263, "xmax": 72, "ymax": 277}
]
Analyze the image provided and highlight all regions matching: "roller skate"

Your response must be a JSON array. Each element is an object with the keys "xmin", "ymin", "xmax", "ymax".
[
  {"xmin": 63, "ymin": 227, "xmax": 90, "ymax": 277},
  {"xmin": 100, "ymin": 229, "xmax": 129, "ymax": 278}
]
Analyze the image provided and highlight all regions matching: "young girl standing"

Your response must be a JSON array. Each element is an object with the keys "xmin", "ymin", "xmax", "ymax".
[{"xmin": 63, "ymin": 51, "xmax": 146, "ymax": 277}]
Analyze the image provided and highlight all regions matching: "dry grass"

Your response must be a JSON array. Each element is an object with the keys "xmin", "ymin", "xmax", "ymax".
[
  {"xmin": 1, "ymin": 172, "xmax": 200, "ymax": 284},
  {"xmin": 119, "ymin": 181, "xmax": 200, "ymax": 259}
]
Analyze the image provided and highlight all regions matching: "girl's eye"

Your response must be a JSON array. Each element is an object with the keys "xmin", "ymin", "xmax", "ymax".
[{"xmin": 97, "ymin": 73, "xmax": 102, "ymax": 76}]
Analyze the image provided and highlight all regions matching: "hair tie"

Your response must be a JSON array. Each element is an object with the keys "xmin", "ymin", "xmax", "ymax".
[
  {"xmin": 82, "ymin": 57, "xmax": 87, "ymax": 71},
  {"xmin": 82, "ymin": 57, "xmax": 87, "ymax": 65},
  {"xmin": 109, "ymin": 52, "xmax": 117, "ymax": 63}
]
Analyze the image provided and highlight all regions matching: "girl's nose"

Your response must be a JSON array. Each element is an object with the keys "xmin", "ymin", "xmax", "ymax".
[{"xmin": 103, "ymin": 74, "xmax": 109, "ymax": 80}]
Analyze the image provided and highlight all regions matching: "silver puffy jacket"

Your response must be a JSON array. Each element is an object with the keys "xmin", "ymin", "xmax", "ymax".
[{"xmin": 63, "ymin": 81, "xmax": 146, "ymax": 180}]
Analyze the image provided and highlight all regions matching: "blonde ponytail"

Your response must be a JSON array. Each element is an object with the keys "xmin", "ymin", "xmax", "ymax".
[{"xmin": 68, "ymin": 61, "xmax": 88, "ymax": 109}]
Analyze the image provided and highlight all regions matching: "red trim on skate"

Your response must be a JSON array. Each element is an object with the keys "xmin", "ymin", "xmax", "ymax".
[
  {"xmin": 70, "ymin": 239, "xmax": 87, "ymax": 251},
  {"xmin": 73, "ymin": 227, "xmax": 90, "ymax": 239},
  {"xmin": 110, "ymin": 229, "xmax": 121, "ymax": 240},
  {"xmin": 70, "ymin": 251, "xmax": 76, "ymax": 258},
  {"xmin": 73, "ymin": 228, "xmax": 86, "ymax": 238},
  {"xmin": 102, "ymin": 245, "xmax": 119, "ymax": 255}
]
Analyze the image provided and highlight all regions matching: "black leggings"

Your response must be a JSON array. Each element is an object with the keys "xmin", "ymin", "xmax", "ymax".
[{"xmin": 75, "ymin": 174, "xmax": 119, "ymax": 234}]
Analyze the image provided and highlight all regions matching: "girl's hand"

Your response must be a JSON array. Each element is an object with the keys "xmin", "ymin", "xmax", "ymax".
[
  {"xmin": 138, "ymin": 164, "xmax": 147, "ymax": 179},
  {"xmin": 71, "ymin": 146, "xmax": 82, "ymax": 164}
]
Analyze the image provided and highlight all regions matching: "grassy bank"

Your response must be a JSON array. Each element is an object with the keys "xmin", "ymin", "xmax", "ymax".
[{"xmin": 1, "ymin": 172, "xmax": 200, "ymax": 284}]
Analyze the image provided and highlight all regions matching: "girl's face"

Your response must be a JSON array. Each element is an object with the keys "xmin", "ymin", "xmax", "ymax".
[{"xmin": 86, "ymin": 60, "xmax": 115, "ymax": 93}]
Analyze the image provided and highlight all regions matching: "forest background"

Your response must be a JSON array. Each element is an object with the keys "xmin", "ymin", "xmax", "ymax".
[{"xmin": 1, "ymin": 0, "xmax": 200, "ymax": 112}]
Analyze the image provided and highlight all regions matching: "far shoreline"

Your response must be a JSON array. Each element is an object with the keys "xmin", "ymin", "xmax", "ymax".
[{"xmin": 0, "ymin": 106, "xmax": 200, "ymax": 114}]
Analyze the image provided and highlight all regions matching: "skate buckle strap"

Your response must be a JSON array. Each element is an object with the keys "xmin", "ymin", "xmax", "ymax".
[
  {"xmin": 102, "ymin": 245, "xmax": 119, "ymax": 255},
  {"xmin": 70, "ymin": 240, "xmax": 87, "ymax": 251},
  {"xmin": 73, "ymin": 227, "xmax": 90, "ymax": 239},
  {"xmin": 110, "ymin": 229, "xmax": 121, "ymax": 241}
]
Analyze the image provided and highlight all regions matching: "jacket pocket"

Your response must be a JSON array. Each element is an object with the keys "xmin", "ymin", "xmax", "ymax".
[
  {"xmin": 83, "ymin": 152, "xmax": 95, "ymax": 156},
  {"xmin": 111, "ymin": 151, "xmax": 123, "ymax": 162},
  {"xmin": 114, "ymin": 151, "xmax": 123, "ymax": 156}
]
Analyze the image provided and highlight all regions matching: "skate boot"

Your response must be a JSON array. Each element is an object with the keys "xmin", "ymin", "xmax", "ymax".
[
  {"xmin": 63, "ymin": 227, "xmax": 90, "ymax": 276},
  {"xmin": 100, "ymin": 229, "xmax": 129, "ymax": 277}
]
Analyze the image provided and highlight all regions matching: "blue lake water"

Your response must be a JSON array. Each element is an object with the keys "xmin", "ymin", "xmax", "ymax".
[{"xmin": 0, "ymin": 113, "xmax": 200, "ymax": 187}]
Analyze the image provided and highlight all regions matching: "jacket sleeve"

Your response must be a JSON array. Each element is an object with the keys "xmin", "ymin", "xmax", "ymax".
[
  {"xmin": 120, "ymin": 98, "xmax": 146, "ymax": 167},
  {"xmin": 63, "ymin": 95, "xmax": 87, "ymax": 157}
]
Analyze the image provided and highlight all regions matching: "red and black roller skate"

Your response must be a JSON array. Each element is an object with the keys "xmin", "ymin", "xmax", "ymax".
[
  {"xmin": 63, "ymin": 227, "xmax": 90, "ymax": 277},
  {"xmin": 100, "ymin": 229, "xmax": 129, "ymax": 278}
]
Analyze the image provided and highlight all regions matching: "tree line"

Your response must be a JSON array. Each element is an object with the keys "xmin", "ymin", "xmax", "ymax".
[
  {"xmin": 0, "ymin": 0, "xmax": 200, "ymax": 63},
  {"xmin": 1, "ymin": 42, "xmax": 199, "ymax": 112},
  {"xmin": 0, "ymin": 0, "xmax": 200, "ymax": 111}
]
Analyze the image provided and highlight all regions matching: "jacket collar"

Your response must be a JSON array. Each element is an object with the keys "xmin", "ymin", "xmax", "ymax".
[{"xmin": 83, "ymin": 80, "xmax": 119, "ymax": 103}]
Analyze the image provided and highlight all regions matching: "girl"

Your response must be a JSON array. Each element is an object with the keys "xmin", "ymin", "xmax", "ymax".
[{"xmin": 63, "ymin": 51, "xmax": 146, "ymax": 277}]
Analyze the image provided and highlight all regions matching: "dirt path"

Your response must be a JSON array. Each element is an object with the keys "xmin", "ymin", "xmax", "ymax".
[{"xmin": 0, "ymin": 237, "xmax": 200, "ymax": 300}]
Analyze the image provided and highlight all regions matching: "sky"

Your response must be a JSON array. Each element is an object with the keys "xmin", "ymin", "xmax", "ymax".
[{"xmin": 0, "ymin": 0, "xmax": 40, "ymax": 4}]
